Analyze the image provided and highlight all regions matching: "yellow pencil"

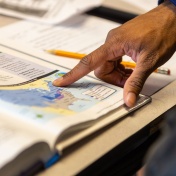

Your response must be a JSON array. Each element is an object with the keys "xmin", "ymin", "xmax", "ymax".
[
  {"xmin": 46, "ymin": 49, "xmax": 170, "ymax": 75},
  {"xmin": 46, "ymin": 49, "xmax": 85, "ymax": 59}
]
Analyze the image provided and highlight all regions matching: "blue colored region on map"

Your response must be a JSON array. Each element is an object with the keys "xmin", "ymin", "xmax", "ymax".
[{"xmin": 0, "ymin": 81, "xmax": 63, "ymax": 107}]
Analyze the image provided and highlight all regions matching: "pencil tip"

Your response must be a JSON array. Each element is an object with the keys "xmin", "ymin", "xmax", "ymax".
[{"xmin": 44, "ymin": 49, "xmax": 53, "ymax": 54}]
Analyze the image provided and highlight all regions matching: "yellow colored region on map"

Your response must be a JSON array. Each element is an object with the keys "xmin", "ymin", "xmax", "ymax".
[
  {"xmin": 0, "ymin": 78, "xmax": 51, "ymax": 91},
  {"xmin": 33, "ymin": 106, "xmax": 75, "ymax": 116}
]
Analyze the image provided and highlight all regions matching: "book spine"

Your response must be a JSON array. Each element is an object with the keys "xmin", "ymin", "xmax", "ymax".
[{"xmin": 45, "ymin": 153, "xmax": 60, "ymax": 168}]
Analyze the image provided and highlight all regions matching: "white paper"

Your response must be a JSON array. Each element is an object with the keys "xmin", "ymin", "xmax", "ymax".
[
  {"xmin": 0, "ymin": 0, "xmax": 102, "ymax": 24},
  {"xmin": 0, "ymin": 14, "xmax": 119, "ymax": 69},
  {"xmin": 0, "ymin": 15, "xmax": 118, "ymax": 54}
]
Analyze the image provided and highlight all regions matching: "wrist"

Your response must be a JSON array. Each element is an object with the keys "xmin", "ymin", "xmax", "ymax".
[
  {"xmin": 169, "ymin": 0, "xmax": 176, "ymax": 6},
  {"xmin": 164, "ymin": 1, "xmax": 176, "ymax": 45},
  {"xmin": 162, "ymin": 0, "xmax": 176, "ymax": 20},
  {"xmin": 157, "ymin": 0, "xmax": 176, "ymax": 42},
  {"xmin": 159, "ymin": 0, "xmax": 176, "ymax": 9},
  {"xmin": 159, "ymin": 0, "xmax": 176, "ymax": 6}
]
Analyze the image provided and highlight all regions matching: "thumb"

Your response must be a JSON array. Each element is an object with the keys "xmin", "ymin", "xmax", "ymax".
[{"xmin": 123, "ymin": 64, "xmax": 150, "ymax": 107}]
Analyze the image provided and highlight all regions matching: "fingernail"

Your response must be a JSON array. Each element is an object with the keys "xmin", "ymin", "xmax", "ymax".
[
  {"xmin": 126, "ymin": 92, "xmax": 136, "ymax": 107},
  {"xmin": 53, "ymin": 77, "xmax": 63, "ymax": 86}
]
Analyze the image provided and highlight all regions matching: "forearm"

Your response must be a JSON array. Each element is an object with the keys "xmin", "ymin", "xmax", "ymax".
[
  {"xmin": 161, "ymin": 0, "xmax": 176, "ymax": 14},
  {"xmin": 155, "ymin": 0, "xmax": 176, "ymax": 48}
]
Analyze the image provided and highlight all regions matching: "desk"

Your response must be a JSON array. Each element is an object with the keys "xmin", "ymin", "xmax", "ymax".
[{"xmin": 0, "ymin": 2, "xmax": 175, "ymax": 176}]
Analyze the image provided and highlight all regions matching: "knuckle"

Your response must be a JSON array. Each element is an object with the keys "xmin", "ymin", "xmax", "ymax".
[
  {"xmin": 80, "ymin": 55, "xmax": 93, "ymax": 70},
  {"xmin": 128, "ymin": 76, "xmax": 144, "ymax": 92},
  {"xmin": 94, "ymin": 69, "xmax": 99, "ymax": 77},
  {"xmin": 107, "ymin": 29, "xmax": 116, "ymax": 39},
  {"xmin": 106, "ymin": 28, "xmax": 121, "ymax": 44},
  {"xmin": 118, "ymin": 74, "xmax": 127, "ymax": 87},
  {"xmin": 63, "ymin": 70, "xmax": 75, "ymax": 79},
  {"xmin": 139, "ymin": 51, "xmax": 159, "ymax": 73},
  {"xmin": 80, "ymin": 56, "xmax": 90, "ymax": 66},
  {"xmin": 98, "ymin": 45, "xmax": 110, "ymax": 56},
  {"xmin": 145, "ymin": 52, "xmax": 157, "ymax": 64},
  {"xmin": 94, "ymin": 69, "xmax": 103, "ymax": 79}
]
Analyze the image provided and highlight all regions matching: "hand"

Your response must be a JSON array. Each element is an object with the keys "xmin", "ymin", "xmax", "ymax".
[{"xmin": 53, "ymin": 1, "xmax": 176, "ymax": 107}]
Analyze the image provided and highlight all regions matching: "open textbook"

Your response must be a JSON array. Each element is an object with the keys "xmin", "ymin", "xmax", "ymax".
[
  {"xmin": 0, "ymin": 0, "xmax": 102, "ymax": 24},
  {"xmin": 0, "ymin": 47, "xmax": 151, "ymax": 176},
  {"xmin": 0, "ymin": 14, "xmax": 176, "ymax": 96}
]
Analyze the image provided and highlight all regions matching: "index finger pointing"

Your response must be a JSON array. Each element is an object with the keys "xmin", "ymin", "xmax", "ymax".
[
  {"xmin": 53, "ymin": 55, "xmax": 93, "ymax": 86},
  {"xmin": 53, "ymin": 44, "xmax": 116, "ymax": 87}
]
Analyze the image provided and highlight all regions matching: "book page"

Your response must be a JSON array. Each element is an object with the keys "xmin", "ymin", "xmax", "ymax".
[
  {"xmin": 0, "ymin": 52, "xmax": 52, "ymax": 86},
  {"xmin": 0, "ymin": 47, "xmax": 125, "ymax": 144},
  {"xmin": 0, "ymin": 0, "xmax": 102, "ymax": 24},
  {"xmin": 0, "ymin": 122, "xmax": 34, "ymax": 168},
  {"xmin": 0, "ymin": 119, "xmax": 54, "ymax": 176},
  {"xmin": 0, "ymin": 121, "xmax": 45, "ymax": 169},
  {"xmin": 0, "ymin": 51, "xmax": 62, "ymax": 146},
  {"xmin": 0, "ymin": 14, "xmax": 175, "ymax": 96}
]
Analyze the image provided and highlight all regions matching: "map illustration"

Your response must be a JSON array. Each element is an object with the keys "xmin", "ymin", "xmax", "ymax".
[{"xmin": 0, "ymin": 71, "xmax": 117, "ymax": 122}]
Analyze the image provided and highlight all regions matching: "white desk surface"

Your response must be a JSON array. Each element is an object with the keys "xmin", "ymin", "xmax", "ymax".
[{"xmin": 0, "ymin": 2, "xmax": 175, "ymax": 176}]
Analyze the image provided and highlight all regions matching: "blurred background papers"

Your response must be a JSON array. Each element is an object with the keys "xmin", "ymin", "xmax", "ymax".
[
  {"xmin": 0, "ymin": 0, "xmax": 102, "ymax": 24},
  {"xmin": 103, "ymin": 0, "xmax": 157, "ymax": 15}
]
